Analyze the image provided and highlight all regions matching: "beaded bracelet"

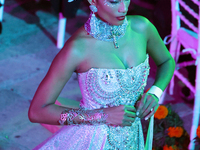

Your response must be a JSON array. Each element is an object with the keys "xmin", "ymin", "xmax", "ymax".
[{"xmin": 58, "ymin": 108, "xmax": 108, "ymax": 125}]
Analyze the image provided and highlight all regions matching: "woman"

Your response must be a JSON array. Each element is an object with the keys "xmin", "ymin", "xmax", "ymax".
[{"xmin": 28, "ymin": 0, "xmax": 175, "ymax": 149}]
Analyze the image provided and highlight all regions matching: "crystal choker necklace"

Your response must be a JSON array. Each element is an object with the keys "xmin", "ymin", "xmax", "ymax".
[{"xmin": 84, "ymin": 13, "xmax": 128, "ymax": 49}]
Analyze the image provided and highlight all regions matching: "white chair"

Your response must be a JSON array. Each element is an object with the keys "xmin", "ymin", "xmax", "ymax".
[
  {"xmin": 168, "ymin": 0, "xmax": 200, "ymax": 149},
  {"xmin": 0, "ymin": 0, "xmax": 5, "ymax": 33}
]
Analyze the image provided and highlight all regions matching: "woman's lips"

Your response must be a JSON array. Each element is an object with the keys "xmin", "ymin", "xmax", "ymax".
[{"xmin": 116, "ymin": 16, "xmax": 125, "ymax": 21}]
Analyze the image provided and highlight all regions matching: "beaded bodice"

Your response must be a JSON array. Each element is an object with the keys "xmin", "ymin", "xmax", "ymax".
[
  {"xmin": 78, "ymin": 55, "xmax": 150, "ymax": 110},
  {"xmin": 38, "ymin": 55, "xmax": 150, "ymax": 150}
]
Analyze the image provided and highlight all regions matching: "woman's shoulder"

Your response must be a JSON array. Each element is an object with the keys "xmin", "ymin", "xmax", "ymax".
[
  {"xmin": 56, "ymin": 26, "xmax": 91, "ymax": 67},
  {"xmin": 127, "ymin": 15, "xmax": 150, "ymax": 25},
  {"xmin": 127, "ymin": 15, "xmax": 151, "ymax": 32},
  {"xmin": 65, "ymin": 26, "xmax": 89, "ymax": 46},
  {"xmin": 62, "ymin": 26, "xmax": 89, "ymax": 54}
]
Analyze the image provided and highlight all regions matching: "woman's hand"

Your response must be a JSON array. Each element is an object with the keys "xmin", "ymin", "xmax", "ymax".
[
  {"xmin": 136, "ymin": 93, "xmax": 159, "ymax": 120},
  {"xmin": 103, "ymin": 105, "xmax": 136, "ymax": 127}
]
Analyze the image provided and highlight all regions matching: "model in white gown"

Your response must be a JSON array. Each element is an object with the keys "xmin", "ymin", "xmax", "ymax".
[{"xmin": 34, "ymin": 54, "xmax": 150, "ymax": 150}]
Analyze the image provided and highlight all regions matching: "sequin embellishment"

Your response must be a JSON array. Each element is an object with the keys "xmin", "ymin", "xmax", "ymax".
[
  {"xmin": 77, "ymin": 55, "xmax": 150, "ymax": 149},
  {"xmin": 78, "ymin": 55, "xmax": 150, "ymax": 109},
  {"xmin": 38, "ymin": 55, "xmax": 150, "ymax": 150}
]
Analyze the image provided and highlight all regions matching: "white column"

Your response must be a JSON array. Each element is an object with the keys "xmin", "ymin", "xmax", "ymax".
[
  {"xmin": 0, "ymin": 0, "xmax": 5, "ymax": 22},
  {"xmin": 57, "ymin": 12, "xmax": 67, "ymax": 49}
]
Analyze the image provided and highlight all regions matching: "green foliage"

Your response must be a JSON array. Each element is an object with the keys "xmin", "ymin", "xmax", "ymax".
[{"xmin": 142, "ymin": 104, "xmax": 190, "ymax": 150}]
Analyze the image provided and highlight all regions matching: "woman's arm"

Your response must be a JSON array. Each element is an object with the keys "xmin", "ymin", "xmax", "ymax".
[
  {"xmin": 56, "ymin": 97, "xmax": 80, "ymax": 109},
  {"xmin": 146, "ymin": 20, "xmax": 175, "ymax": 91},
  {"xmin": 28, "ymin": 39, "xmax": 84, "ymax": 125},
  {"xmin": 136, "ymin": 17, "xmax": 175, "ymax": 119},
  {"xmin": 28, "ymin": 36, "xmax": 137, "ymax": 126}
]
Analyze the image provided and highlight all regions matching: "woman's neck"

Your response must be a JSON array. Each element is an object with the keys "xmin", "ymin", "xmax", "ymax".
[{"xmin": 84, "ymin": 13, "xmax": 128, "ymax": 49}]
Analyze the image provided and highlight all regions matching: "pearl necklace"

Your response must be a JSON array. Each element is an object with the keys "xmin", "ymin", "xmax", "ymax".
[{"xmin": 84, "ymin": 13, "xmax": 128, "ymax": 49}]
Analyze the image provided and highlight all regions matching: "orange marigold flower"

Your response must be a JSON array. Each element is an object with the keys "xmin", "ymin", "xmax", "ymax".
[
  {"xmin": 163, "ymin": 145, "xmax": 179, "ymax": 150},
  {"xmin": 154, "ymin": 105, "xmax": 168, "ymax": 119},
  {"xmin": 197, "ymin": 126, "xmax": 200, "ymax": 138},
  {"xmin": 168, "ymin": 127, "xmax": 175, "ymax": 137},
  {"xmin": 168, "ymin": 127, "xmax": 184, "ymax": 138},
  {"xmin": 163, "ymin": 145, "xmax": 173, "ymax": 150},
  {"xmin": 175, "ymin": 127, "xmax": 184, "ymax": 137}
]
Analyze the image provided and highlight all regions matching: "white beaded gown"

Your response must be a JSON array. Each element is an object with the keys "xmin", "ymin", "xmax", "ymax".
[{"xmin": 34, "ymin": 54, "xmax": 150, "ymax": 150}]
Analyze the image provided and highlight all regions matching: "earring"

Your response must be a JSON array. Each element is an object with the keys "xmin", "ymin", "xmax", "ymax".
[
  {"xmin": 89, "ymin": 5, "xmax": 98, "ymax": 13},
  {"xmin": 88, "ymin": 5, "xmax": 98, "ymax": 35}
]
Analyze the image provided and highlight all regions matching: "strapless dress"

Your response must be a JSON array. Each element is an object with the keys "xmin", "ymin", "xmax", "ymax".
[{"xmin": 35, "ymin": 54, "xmax": 151, "ymax": 150}]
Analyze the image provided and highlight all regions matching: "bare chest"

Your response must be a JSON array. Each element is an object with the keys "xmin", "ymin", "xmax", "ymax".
[{"xmin": 76, "ymin": 29, "xmax": 147, "ymax": 73}]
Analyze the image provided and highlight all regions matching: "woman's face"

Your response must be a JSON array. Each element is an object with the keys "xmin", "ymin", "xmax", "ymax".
[{"xmin": 93, "ymin": 0, "xmax": 130, "ymax": 25}]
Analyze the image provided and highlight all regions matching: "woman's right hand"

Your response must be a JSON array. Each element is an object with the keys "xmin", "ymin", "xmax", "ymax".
[{"xmin": 103, "ymin": 105, "xmax": 136, "ymax": 127}]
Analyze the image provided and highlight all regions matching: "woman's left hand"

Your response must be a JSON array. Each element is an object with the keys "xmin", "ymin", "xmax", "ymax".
[{"xmin": 136, "ymin": 93, "xmax": 159, "ymax": 120}]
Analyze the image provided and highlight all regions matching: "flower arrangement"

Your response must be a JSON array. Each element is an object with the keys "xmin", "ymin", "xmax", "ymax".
[{"xmin": 142, "ymin": 104, "xmax": 190, "ymax": 150}]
